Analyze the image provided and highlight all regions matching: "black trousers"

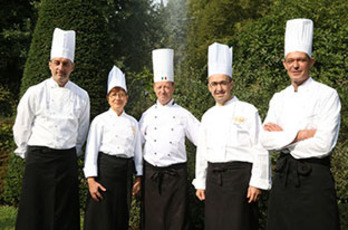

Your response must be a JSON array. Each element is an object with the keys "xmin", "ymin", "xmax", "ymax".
[
  {"xmin": 84, "ymin": 153, "xmax": 134, "ymax": 230},
  {"xmin": 205, "ymin": 161, "xmax": 259, "ymax": 230},
  {"xmin": 15, "ymin": 146, "xmax": 80, "ymax": 230},
  {"xmin": 267, "ymin": 153, "xmax": 340, "ymax": 230},
  {"xmin": 143, "ymin": 161, "xmax": 189, "ymax": 230}
]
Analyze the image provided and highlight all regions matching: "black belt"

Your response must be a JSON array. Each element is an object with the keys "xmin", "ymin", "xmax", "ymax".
[
  {"xmin": 275, "ymin": 153, "xmax": 331, "ymax": 188},
  {"xmin": 146, "ymin": 161, "xmax": 186, "ymax": 194},
  {"xmin": 208, "ymin": 161, "xmax": 251, "ymax": 186}
]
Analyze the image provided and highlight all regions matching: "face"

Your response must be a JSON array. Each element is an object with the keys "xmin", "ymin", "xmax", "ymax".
[
  {"xmin": 283, "ymin": 52, "xmax": 315, "ymax": 87},
  {"xmin": 153, "ymin": 81, "xmax": 175, "ymax": 105},
  {"xmin": 107, "ymin": 87, "xmax": 128, "ymax": 114},
  {"xmin": 49, "ymin": 57, "xmax": 74, "ymax": 87},
  {"xmin": 208, "ymin": 74, "xmax": 233, "ymax": 106}
]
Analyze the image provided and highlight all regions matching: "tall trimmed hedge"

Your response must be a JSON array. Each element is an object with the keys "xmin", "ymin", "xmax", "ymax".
[{"xmin": 4, "ymin": 0, "xmax": 112, "ymax": 206}]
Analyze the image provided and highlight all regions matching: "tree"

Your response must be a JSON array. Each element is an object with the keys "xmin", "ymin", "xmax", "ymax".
[
  {"xmin": 179, "ymin": 0, "xmax": 348, "ymax": 228},
  {"xmin": 3, "ymin": 0, "xmax": 113, "ymax": 206},
  {"xmin": 0, "ymin": 0, "xmax": 39, "ymax": 108},
  {"xmin": 104, "ymin": 0, "xmax": 164, "ymax": 72}
]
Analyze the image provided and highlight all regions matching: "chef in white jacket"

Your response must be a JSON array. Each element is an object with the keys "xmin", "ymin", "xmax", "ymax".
[
  {"xmin": 193, "ymin": 42, "xmax": 271, "ymax": 230},
  {"xmin": 13, "ymin": 28, "xmax": 90, "ymax": 230},
  {"xmin": 261, "ymin": 18, "xmax": 341, "ymax": 230},
  {"xmin": 83, "ymin": 65, "xmax": 142, "ymax": 230},
  {"xmin": 139, "ymin": 48, "xmax": 200, "ymax": 230}
]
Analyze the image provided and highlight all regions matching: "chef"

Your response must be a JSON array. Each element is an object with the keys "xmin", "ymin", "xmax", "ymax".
[
  {"xmin": 261, "ymin": 18, "xmax": 341, "ymax": 230},
  {"xmin": 83, "ymin": 65, "xmax": 142, "ymax": 230},
  {"xmin": 13, "ymin": 28, "xmax": 90, "ymax": 230},
  {"xmin": 139, "ymin": 48, "xmax": 200, "ymax": 230},
  {"xmin": 192, "ymin": 42, "xmax": 271, "ymax": 230}
]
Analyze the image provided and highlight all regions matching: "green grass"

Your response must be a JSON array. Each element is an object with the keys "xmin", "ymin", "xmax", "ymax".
[
  {"xmin": 0, "ymin": 205, "xmax": 16, "ymax": 230},
  {"xmin": 0, "ymin": 206, "xmax": 85, "ymax": 230}
]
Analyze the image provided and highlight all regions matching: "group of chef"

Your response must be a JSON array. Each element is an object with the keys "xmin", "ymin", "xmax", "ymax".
[{"xmin": 13, "ymin": 18, "xmax": 341, "ymax": 230}]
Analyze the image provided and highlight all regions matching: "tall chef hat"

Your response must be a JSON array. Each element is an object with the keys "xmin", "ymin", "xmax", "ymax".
[
  {"xmin": 50, "ymin": 28, "xmax": 76, "ymax": 63},
  {"xmin": 208, "ymin": 42, "xmax": 233, "ymax": 78},
  {"xmin": 284, "ymin": 18, "xmax": 313, "ymax": 58},
  {"xmin": 152, "ymin": 48, "xmax": 174, "ymax": 82},
  {"xmin": 107, "ymin": 65, "xmax": 127, "ymax": 94}
]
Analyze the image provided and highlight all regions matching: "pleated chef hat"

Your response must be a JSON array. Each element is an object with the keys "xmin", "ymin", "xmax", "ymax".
[
  {"xmin": 284, "ymin": 18, "xmax": 313, "ymax": 58},
  {"xmin": 208, "ymin": 42, "xmax": 233, "ymax": 78},
  {"xmin": 50, "ymin": 28, "xmax": 76, "ymax": 63},
  {"xmin": 152, "ymin": 48, "xmax": 174, "ymax": 82},
  {"xmin": 107, "ymin": 65, "xmax": 127, "ymax": 94}
]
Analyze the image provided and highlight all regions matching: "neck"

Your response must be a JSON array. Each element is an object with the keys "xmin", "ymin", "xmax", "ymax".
[
  {"xmin": 112, "ymin": 108, "xmax": 123, "ymax": 116},
  {"xmin": 159, "ymin": 98, "xmax": 173, "ymax": 106},
  {"xmin": 291, "ymin": 77, "xmax": 309, "ymax": 92}
]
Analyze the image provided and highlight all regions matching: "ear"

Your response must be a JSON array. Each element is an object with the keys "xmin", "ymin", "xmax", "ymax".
[{"xmin": 282, "ymin": 59, "xmax": 288, "ymax": 70}]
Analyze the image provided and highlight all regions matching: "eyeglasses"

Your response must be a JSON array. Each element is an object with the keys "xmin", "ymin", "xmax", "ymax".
[
  {"xmin": 208, "ymin": 80, "xmax": 231, "ymax": 88},
  {"xmin": 109, "ymin": 93, "xmax": 127, "ymax": 98}
]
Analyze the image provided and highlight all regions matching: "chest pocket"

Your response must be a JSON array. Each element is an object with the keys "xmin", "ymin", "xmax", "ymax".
[{"xmin": 229, "ymin": 121, "xmax": 251, "ymax": 147}]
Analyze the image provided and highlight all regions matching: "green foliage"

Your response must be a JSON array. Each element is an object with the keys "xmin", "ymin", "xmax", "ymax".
[
  {"xmin": 181, "ymin": 0, "xmax": 348, "ymax": 229},
  {"xmin": 0, "ymin": 119, "xmax": 15, "ymax": 204},
  {"xmin": 0, "ymin": 0, "xmax": 38, "ymax": 99},
  {"xmin": 184, "ymin": 0, "xmax": 272, "ymax": 81},
  {"xmin": 20, "ymin": 0, "xmax": 113, "ymax": 118},
  {"xmin": 4, "ymin": 0, "xmax": 113, "ymax": 207},
  {"xmin": 103, "ymin": 0, "xmax": 164, "ymax": 72},
  {"xmin": 0, "ymin": 86, "xmax": 16, "ymax": 118},
  {"xmin": 0, "ymin": 205, "xmax": 17, "ymax": 230}
]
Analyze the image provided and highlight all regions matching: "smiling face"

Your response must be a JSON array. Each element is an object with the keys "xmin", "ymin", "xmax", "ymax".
[
  {"xmin": 49, "ymin": 57, "xmax": 74, "ymax": 87},
  {"xmin": 107, "ymin": 87, "xmax": 128, "ymax": 115},
  {"xmin": 153, "ymin": 81, "xmax": 175, "ymax": 105},
  {"xmin": 208, "ymin": 74, "xmax": 233, "ymax": 106},
  {"xmin": 283, "ymin": 51, "xmax": 315, "ymax": 90}
]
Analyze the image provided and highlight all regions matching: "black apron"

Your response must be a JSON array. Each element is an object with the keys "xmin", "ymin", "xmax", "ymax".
[
  {"xmin": 16, "ymin": 146, "xmax": 80, "ymax": 230},
  {"xmin": 143, "ymin": 161, "xmax": 189, "ymax": 230},
  {"xmin": 205, "ymin": 161, "xmax": 259, "ymax": 230},
  {"xmin": 84, "ymin": 152, "xmax": 134, "ymax": 230},
  {"xmin": 267, "ymin": 153, "xmax": 340, "ymax": 230}
]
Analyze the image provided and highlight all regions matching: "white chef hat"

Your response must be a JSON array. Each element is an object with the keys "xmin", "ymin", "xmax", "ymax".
[
  {"xmin": 152, "ymin": 48, "xmax": 174, "ymax": 82},
  {"xmin": 208, "ymin": 42, "xmax": 233, "ymax": 78},
  {"xmin": 50, "ymin": 28, "xmax": 76, "ymax": 63},
  {"xmin": 107, "ymin": 65, "xmax": 127, "ymax": 94},
  {"xmin": 284, "ymin": 18, "xmax": 313, "ymax": 58}
]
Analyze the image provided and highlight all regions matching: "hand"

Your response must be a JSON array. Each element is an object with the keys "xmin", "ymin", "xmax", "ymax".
[
  {"xmin": 87, "ymin": 177, "xmax": 106, "ymax": 202},
  {"xmin": 297, "ymin": 129, "xmax": 316, "ymax": 141},
  {"xmin": 196, "ymin": 189, "xmax": 206, "ymax": 201},
  {"xmin": 247, "ymin": 186, "xmax": 261, "ymax": 203},
  {"xmin": 132, "ymin": 176, "xmax": 142, "ymax": 196},
  {"xmin": 263, "ymin": 122, "xmax": 283, "ymax": 132}
]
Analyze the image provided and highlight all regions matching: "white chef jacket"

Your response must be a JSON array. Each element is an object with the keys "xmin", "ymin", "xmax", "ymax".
[
  {"xmin": 13, "ymin": 77, "xmax": 90, "ymax": 158},
  {"xmin": 261, "ymin": 77, "xmax": 341, "ymax": 159},
  {"xmin": 83, "ymin": 109, "xmax": 143, "ymax": 177},
  {"xmin": 139, "ymin": 99, "xmax": 200, "ymax": 167},
  {"xmin": 192, "ymin": 96, "xmax": 271, "ymax": 190}
]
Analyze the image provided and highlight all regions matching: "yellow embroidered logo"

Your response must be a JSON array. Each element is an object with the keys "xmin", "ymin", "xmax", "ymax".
[{"xmin": 233, "ymin": 116, "xmax": 245, "ymax": 123}]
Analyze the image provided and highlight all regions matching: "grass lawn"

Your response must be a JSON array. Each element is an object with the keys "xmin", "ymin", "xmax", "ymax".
[
  {"xmin": 0, "ymin": 205, "xmax": 16, "ymax": 230},
  {"xmin": 0, "ymin": 206, "xmax": 85, "ymax": 230}
]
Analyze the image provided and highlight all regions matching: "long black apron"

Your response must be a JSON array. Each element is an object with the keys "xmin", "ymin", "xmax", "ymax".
[
  {"xmin": 84, "ymin": 152, "xmax": 134, "ymax": 230},
  {"xmin": 143, "ymin": 161, "xmax": 189, "ymax": 230},
  {"xmin": 267, "ymin": 153, "xmax": 340, "ymax": 230},
  {"xmin": 15, "ymin": 145, "xmax": 80, "ymax": 230},
  {"xmin": 205, "ymin": 161, "xmax": 259, "ymax": 230}
]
